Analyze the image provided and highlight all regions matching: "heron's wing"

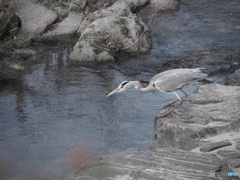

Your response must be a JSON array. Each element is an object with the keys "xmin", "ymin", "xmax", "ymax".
[{"xmin": 151, "ymin": 68, "xmax": 207, "ymax": 92}]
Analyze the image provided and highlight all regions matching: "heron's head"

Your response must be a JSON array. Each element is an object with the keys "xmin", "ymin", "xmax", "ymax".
[{"xmin": 106, "ymin": 81, "xmax": 131, "ymax": 97}]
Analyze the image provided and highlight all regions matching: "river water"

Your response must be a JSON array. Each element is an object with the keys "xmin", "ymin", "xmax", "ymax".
[{"xmin": 1, "ymin": 0, "xmax": 239, "ymax": 179}]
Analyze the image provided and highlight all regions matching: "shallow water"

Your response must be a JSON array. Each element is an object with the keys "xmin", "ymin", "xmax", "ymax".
[{"xmin": 1, "ymin": 0, "xmax": 239, "ymax": 179}]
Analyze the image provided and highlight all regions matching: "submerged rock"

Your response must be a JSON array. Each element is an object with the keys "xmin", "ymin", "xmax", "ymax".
[{"xmin": 66, "ymin": 148, "xmax": 235, "ymax": 180}]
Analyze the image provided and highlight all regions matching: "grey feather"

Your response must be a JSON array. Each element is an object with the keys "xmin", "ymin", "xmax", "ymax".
[{"xmin": 150, "ymin": 68, "xmax": 207, "ymax": 92}]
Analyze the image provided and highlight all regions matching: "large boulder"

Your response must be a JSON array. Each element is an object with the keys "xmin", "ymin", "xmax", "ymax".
[
  {"xmin": 16, "ymin": 0, "xmax": 58, "ymax": 38},
  {"xmin": 66, "ymin": 148, "xmax": 235, "ymax": 180},
  {"xmin": 69, "ymin": 15, "xmax": 151, "ymax": 63}
]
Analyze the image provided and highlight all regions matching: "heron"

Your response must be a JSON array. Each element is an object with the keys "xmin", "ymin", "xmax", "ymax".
[{"xmin": 106, "ymin": 68, "xmax": 208, "ymax": 118}]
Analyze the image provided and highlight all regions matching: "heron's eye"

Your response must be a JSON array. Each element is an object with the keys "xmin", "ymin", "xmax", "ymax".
[{"xmin": 120, "ymin": 81, "xmax": 129, "ymax": 88}]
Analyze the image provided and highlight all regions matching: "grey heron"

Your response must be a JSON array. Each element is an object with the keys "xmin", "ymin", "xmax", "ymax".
[{"xmin": 106, "ymin": 68, "xmax": 208, "ymax": 118}]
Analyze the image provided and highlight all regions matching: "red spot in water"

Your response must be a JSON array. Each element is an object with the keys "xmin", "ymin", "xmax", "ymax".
[{"xmin": 71, "ymin": 151, "xmax": 90, "ymax": 167}]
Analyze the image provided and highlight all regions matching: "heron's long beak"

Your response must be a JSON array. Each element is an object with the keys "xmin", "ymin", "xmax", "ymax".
[{"xmin": 106, "ymin": 87, "xmax": 121, "ymax": 97}]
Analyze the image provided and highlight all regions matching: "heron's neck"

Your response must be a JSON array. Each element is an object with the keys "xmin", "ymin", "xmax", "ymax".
[{"xmin": 130, "ymin": 81, "xmax": 152, "ymax": 93}]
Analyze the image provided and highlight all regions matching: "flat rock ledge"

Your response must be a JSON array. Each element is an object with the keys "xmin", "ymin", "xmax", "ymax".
[{"xmin": 66, "ymin": 148, "xmax": 236, "ymax": 180}]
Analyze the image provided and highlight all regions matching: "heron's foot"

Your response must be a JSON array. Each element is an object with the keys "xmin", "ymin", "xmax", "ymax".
[
  {"xmin": 162, "ymin": 100, "xmax": 180, "ymax": 109},
  {"xmin": 155, "ymin": 113, "xmax": 172, "ymax": 119},
  {"xmin": 163, "ymin": 104, "xmax": 177, "ymax": 109}
]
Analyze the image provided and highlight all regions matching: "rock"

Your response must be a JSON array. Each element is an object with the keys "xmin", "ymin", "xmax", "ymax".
[
  {"xmin": 227, "ymin": 159, "xmax": 240, "ymax": 168},
  {"xmin": 69, "ymin": 15, "xmax": 151, "ymax": 62},
  {"xmin": 77, "ymin": 0, "xmax": 149, "ymax": 35},
  {"xmin": 14, "ymin": 48, "xmax": 36, "ymax": 60},
  {"xmin": 144, "ymin": 0, "xmax": 179, "ymax": 13},
  {"xmin": 41, "ymin": 12, "xmax": 85, "ymax": 41},
  {"xmin": 151, "ymin": 84, "xmax": 240, "ymax": 150},
  {"xmin": 217, "ymin": 150, "xmax": 240, "ymax": 168},
  {"xmin": 8, "ymin": 62, "xmax": 25, "ymax": 70},
  {"xmin": 217, "ymin": 150, "xmax": 240, "ymax": 159},
  {"xmin": 236, "ymin": 141, "xmax": 240, "ymax": 151},
  {"xmin": 225, "ymin": 69, "xmax": 240, "ymax": 86},
  {"xmin": 200, "ymin": 141, "xmax": 232, "ymax": 152},
  {"xmin": 16, "ymin": 0, "xmax": 58, "ymax": 38},
  {"xmin": 66, "ymin": 148, "xmax": 236, "ymax": 180},
  {"xmin": 70, "ymin": 0, "xmax": 87, "ymax": 11}
]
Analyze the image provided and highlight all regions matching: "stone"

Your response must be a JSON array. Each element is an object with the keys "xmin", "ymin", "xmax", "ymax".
[
  {"xmin": 217, "ymin": 150, "xmax": 240, "ymax": 159},
  {"xmin": 66, "ymin": 148, "xmax": 236, "ymax": 180},
  {"xmin": 16, "ymin": 0, "xmax": 58, "ymax": 38},
  {"xmin": 225, "ymin": 69, "xmax": 240, "ymax": 86},
  {"xmin": 236, "ymin": 141, "xmax": 240, "ymax": 151},
  {"xmin": 144, "ymin": 0, "xmax": 179, "ymax": 13},
  {"xmin": 200, "ymin": 141, "xmax": 232, "ymax": 152},
  {"xmin": 41, "ymin": 12, "xmax": 85, "ymax": 41},
  {"xmin": 227, "ymin": 159, "xmax": 240, "ymax": 168},
  {"xmin": 71, "ymin": 0, "xmax": 87, "ymax": 10},
  {"xmin": 14, "ymin": 48, "xmax": 36, "ymax": 60}
]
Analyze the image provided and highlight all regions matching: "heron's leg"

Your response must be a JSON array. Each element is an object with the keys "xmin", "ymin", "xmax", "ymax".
[
  {"xmin": 180, "ymin": 89, "xmax": 188, "ymax": 98},
  {"xmin": 162, "ymin": 89, "xmax": 188, "ymax": 109},
  {"xmin": 156, "ymin": 91, "xmax": 184, "ymax": 119}
]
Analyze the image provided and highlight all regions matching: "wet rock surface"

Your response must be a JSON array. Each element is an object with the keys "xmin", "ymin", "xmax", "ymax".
[{"xmin": 66, "ymin": 148, "xmax": 235, "ymax": 180}]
